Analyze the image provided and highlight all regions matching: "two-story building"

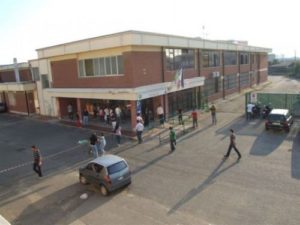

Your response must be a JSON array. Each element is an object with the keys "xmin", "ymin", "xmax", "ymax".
[
  {"xmin": 28, "ymin": 31, "xmax": 270, "ymax": 131},
  {"xmin": 0, "ymin": 59, "xmax": 38, "ymax": 115}
]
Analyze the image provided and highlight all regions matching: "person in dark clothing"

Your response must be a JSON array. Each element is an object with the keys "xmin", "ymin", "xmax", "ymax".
[
  {"xmin": 224, "ymin": 129, "xmax": 242, "ymax": 160},
  {"xmin": 32, "ymin": 145, "xmax": 42, "ymax": 177},
  {"xmin": 210, "ymin": 103, "xmax": 217, "ymax": 125},
  {"xmin": 89, "ymin": 133, "xmax": 98, "ymax": 158},
  {"xmin": 169, "ymin": 126, "xmax": 176, "ymax": 153},
  {"xmin": 178, "ymin": 108, "xmax": 183, "ymax": 125}
]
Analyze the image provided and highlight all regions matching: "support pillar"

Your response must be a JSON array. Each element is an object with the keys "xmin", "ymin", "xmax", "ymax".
[
  {"xmin": 76, "ymin": 98, "xmax": 82, "ymax": 123},
  {"xmin": 130, "ymin": 100, "xmax": 137, "ymax": 130}
]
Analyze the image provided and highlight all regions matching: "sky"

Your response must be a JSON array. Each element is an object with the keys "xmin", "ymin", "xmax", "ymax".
[{"xmin": 0, "ymin": 0, "xmax": 299, "ymax": 65}]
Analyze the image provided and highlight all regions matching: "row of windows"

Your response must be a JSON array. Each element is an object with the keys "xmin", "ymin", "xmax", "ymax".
[
  {"xmin": 165, "ymin": 49, "xmax": 258, "ymax": 70},
  {"xmin": 165, "ymin": 49, "xmax": 195, "ymax": 70},
  {"xmin": 78, "ymin": 55, "xmax": 124, "ymax": 77}
]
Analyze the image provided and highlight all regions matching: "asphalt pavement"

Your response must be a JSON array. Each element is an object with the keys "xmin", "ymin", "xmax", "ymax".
[{"xmin": 1, "ymin": 76, "xmax": 300, "ymax": 225}]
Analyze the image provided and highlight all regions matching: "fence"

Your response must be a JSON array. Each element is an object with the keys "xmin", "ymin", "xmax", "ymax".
[{"xmin": 246, "ymin": 92, "xmax": 300, "ymax": 116}]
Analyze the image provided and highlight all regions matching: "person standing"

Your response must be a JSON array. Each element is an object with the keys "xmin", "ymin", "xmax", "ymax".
[
  {"xmin": 191, "ymin": 109, "xmax": 198, "ymax": 128},
  {"xmin": 98, "ymin": 133, "xmax": 106, "ymax": 155},
  {"xmin": 210, "ymin": 103, "xmax": 217, "ymax": 125},
  {"xmin": 67, "ymin": 104, "xmax": 73, "ymax": 120},
  {"xmin": 32, "ymin": 145, "xmax": 42, "ymax": 177},
  {"xmin": 178, "ymin": 108, "xmax": 183, "ymax": 125},
  {"xmin": 89, "ymin": 133, "xmax": 98, "ymax": 158},
  {"xmin": 114, "ymin": 122, "xmax": 122, "ymax": 146},
  {"xmin": 156, "ymin": 104, "xmax": 164, "ymax": 126},
  {"xmin": 115, "ymin": 105, "xmax": 122, "ymax": 122},
  {"xmin": 83, "ymin": 109, "xmax": 89, "ymax": 126},
  {"xmin": 169, "ymin": 126, "xmax": 176, "ymax": 153},
  {"xmin": 224, "ymin": 129, "xmax": 242, "ymax": 160},
  {"xmin": 135, "ymin": 120, "xmax": 144, "ymax": 144},
  {"xmin": 246, "ymin": 103, "xmax": 254, "ymax": 120}
]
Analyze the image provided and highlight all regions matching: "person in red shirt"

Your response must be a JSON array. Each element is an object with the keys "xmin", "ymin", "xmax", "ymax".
[{"xmin": 191, "ymin": 109, "xmax": 198, "ymax": 128}]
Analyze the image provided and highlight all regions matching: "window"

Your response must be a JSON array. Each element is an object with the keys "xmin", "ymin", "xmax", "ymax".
[
  {"xmin": 240, "ymin": 73, "xmax": 250, "ymax": 86},
  {"xmin": 107, "ymin": 161, "xmax": 127, "ymax": 175},
  {"xmin": 240, "ymin": 52, "xmax": 249, "ymax": 64},
  {"xmin": 202, "ymin": 51, "xmax": 220, "ymax": 67},
  {"xmin": 225, "ymin": 74, "xmax": 237, "ymax": 89},
  {"xmin": 165, "ymin": 48, "xmax": 195, "ymax": 70},
  {"xmin": 204, "ymin": 76, "xmax": 222, "ymax": 96},
  {"xmin": 251, "ymin": 54, "xmax": 256, "ymax": 64},
  {"xmin": 31, "ymin": 67, "xmax": 40, "ymax": 81},
  {"xmin": 224, "ymin": 51, "xmax": 237, "ymax": 65},
  {"xmin": 41, "ymin": 74, "xmax": 49, "ymax": 88},
  {"xmin": 78, "ymin": 55, "xmax": 124, "ymax": 77}
]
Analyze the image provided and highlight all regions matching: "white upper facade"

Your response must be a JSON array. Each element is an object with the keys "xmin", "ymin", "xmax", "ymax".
[{"xmin": 36, "ymin": 30, "xmax": 272, "ymax": 59}]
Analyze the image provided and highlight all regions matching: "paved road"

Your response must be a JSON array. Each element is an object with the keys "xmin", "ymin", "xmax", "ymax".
[{"xmin": 0, "ymin": 76, "xmax": 300, "ymax": 225}]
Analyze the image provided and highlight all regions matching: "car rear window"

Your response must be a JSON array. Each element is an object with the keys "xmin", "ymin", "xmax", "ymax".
[
  {"xmin": 268, "ymin": 114, "xmax": 285, "ymax": 122},
  {"xmin": 107, "ymin": 161, "xmax": 127, "ymax": 175}
]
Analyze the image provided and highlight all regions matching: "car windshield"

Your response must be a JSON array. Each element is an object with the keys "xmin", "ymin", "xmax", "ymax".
[
  {"xmin": 268, "ymin": 114, "xmax": 285, "ymax": 122},
  {"xmin": 107, "ymin": 161, "xmax": 127, "ymax": 175}
]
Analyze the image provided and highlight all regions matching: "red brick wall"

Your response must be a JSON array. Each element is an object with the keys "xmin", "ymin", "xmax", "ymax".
[
  {"xmin": 224, "ymin": 66, "xmax": 238, "ymax": 75},
  {"xmin": 51, "ymin": 51, "xmax": 163, "ymax": 89},
  {"xmin": 5, "ymin": 91, "xmax": 28, "ymax": 113},
  {"xmin": 59, "ymin": 98, "xmax": 77, "ymax": 117},
  {"xmin": 201, "ymin": 68, "xmax": 222, "ymax": 78},
  {"xmin": 240, "ymin": 65, "xmax": 251, "ymax": 73}
]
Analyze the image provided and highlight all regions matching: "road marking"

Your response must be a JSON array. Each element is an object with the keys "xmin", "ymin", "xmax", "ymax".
[{"xmin": 0, "ymin": 144, "xmax": 82, "ymax": 175}]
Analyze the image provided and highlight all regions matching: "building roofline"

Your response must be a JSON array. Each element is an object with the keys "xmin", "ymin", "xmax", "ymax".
[{"xmin": 35, "ymin": 30, "xmax": 272, "ymax": 59}]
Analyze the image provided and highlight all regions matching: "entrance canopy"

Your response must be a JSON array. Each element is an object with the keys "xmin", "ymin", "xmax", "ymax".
[{"xmin": 46, "ymin": 77, "xmax": 205, "ymax": 101}]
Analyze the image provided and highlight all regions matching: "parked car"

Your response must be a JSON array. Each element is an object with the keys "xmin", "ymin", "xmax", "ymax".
[
  {"xmin": 0, "ymin": 102, "xmax": 6, "ymax": 112},
  {"xmin": 79, "ymin": 154, "xmax": 131, "ymax": 196},
  {"xmin": 265, "ymin": 109, "xmax": 293, "ymax": 132}
]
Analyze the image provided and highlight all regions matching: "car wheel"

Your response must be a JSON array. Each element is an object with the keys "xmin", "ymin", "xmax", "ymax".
[
  {"xmin": 100, "ymin": 184, "xmax": 109, "ymax": 196},
  {"xmin": 79, "ymin": 175, "xmax": 88, "ymax": 184}
]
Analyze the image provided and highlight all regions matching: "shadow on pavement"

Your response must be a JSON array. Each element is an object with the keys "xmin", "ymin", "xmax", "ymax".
[
  {"xmin": 168, "ymin": 158, "xmax": 238, "ymax": 214},
  {"xmin": 12, "ymin": 183, "xmax": 112, "ymax": 225},
  {"xmin": 249, "ymin": 129, "xmax": 287, "ymax": 156}
]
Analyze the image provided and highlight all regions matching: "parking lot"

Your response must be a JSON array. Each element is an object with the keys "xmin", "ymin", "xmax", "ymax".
[{"xmin": 0, "ymin": 76, "xmax": 300, "ymax": 225}]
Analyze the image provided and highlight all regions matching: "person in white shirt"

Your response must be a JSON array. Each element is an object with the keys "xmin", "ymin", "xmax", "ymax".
[
  {"xmin": 156, "ymin": 104, "xmax": 164, "ymax": 125},
  {"xmin": 115, "ymin": 106, "xmax": 122, "ymax": 122},
  {"xmin": 247, "ymin": 103, "xmax": 255, "ymax": 120},
  {"xmin": 135, "ymin": 120, "xmax": 144, "ymax": 144},
  {"xmin": 67, "ymin": 104, "xmax": 73, "ymax": 120}
]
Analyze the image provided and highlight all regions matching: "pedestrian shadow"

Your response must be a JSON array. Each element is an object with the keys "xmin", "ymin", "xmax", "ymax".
[
  {"xmin": 168, "ymin": 158, "xmax": 238, "ymax": 214},
  {"xmin": 131, "ymin": 152, "xmax": 170, "ymax": 176},
  {"xmin": 249, "ymin": 129, "xmax": 287, "ymax": 156},
  {"xmin": 12, "ymin": 183, "xmax": 113, "ymax": 225},
  {"xmin": 291, "ymin": 131, "xmax": 300, "ymax": 179},
  {"xmin": 215, "ymin": 116, "xmax": 265, "ymax": 138}
]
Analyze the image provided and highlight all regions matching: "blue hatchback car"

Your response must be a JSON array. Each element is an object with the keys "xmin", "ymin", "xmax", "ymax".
[{"xmin": 79, "ymin": 154, "xmax": 131, "ymax": 196}]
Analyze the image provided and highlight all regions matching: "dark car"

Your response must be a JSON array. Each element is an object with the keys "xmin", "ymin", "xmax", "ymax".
[
  {"xmin": 0, "ymin": 102, "xmax": 7, "ymax": 112},
  {"xmin": 79, "ymin": 154, "xmax": 131, "ymax": 196},
  {"xmin": 265, "ymin": 109, "xmax": 293, "ymax": 132}
]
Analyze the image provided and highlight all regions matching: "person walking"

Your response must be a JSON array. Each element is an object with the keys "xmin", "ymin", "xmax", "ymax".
[
  {"xmin": 114, "ymin": 121, "xmax": 122, "ymax": 146},
  {"xmin": 89, "ymin": 133, "xmax": 98, "ymax": 158},
  {"xmin": 135, "ymin": 120, "xmax": 144, "ymax": 144},
  {"xmin": 83, "ymin": 109, "xmax": 89, "ymax": 126},
  {"xmin": 191, "ymin": 109, "xmax": 198, "ymax": 128},
  {"xmin": 224, "ymin": 129, "xmax": 242, "ymax": 160},
  {"xmin": 98, "ymin": 133, "xmax": 106, "ymax": 155},
  {"xmin": 169, "ymin": 126, "xmax": 176, "ymax": 153},
  {"xmin": 32, "ymin": 145, "xmax": 42, "ymax": 177},
  {"xmin": 156, "ymin": 104, "xmax": 164, "ymax": 126},
  {"xmin": 67, "ymin": 103, "xmax": 73, "ymax": 120},
  {"xmin": 210, "ymin": 103, "xmax": 217, "ymax": 125},
  {"xmin": 178, "ymin": 108, "xmax": 183, "ymax": 125}
]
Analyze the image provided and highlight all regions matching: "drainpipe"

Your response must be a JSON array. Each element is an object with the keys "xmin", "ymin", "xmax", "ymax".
[
  {"xmin": 161, "ymin": 47, "xmax": 167, "ymax": 119},
  {"xmin": 13, "ymin": 58, "xmax": 20, "ymax": 83},
  {"xmin": 222, "ymin": 50, "xmax": 225, "ymax": 99},
  {"xmin": 25, "ymin": 91, "xmax": 30, "ymax": 116}
]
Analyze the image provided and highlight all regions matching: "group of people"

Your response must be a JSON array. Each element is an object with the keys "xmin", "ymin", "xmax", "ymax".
[
  {"xmin": 89, "ymin": 133, "xmax": 107, "ymax": 158},
  {"xmin": 67, "ymin": 103, "xmax": 127, "ymax": 127}
]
